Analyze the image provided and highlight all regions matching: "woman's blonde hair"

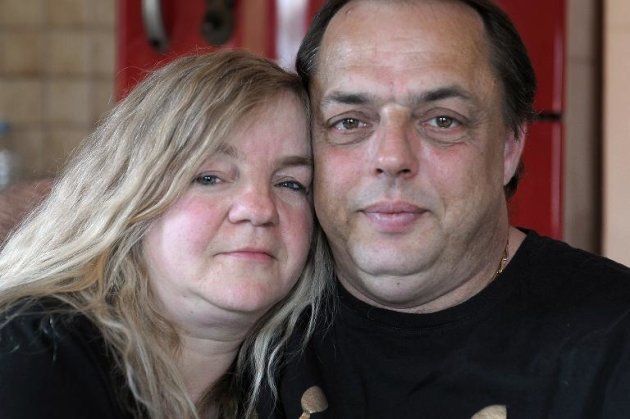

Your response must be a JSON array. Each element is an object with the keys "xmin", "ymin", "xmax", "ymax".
[{"xmin": 0, "ymin": 49, "xmax": 333, "ymax": 418}]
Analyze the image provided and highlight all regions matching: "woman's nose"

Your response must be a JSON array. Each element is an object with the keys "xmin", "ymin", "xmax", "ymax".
[{"xmin": 227, "ymin": 185, "xmax": 279, "ymax": 226}]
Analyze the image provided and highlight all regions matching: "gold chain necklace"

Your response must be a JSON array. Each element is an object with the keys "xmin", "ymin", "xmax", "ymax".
[{"xmin": 490, "ymin": 238, "xmax": 510, "ymax": 283}]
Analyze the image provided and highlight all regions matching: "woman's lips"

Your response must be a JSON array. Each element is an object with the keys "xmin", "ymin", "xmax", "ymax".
[{"xmin": 218, "ymin": 248, "xmax": 275, "ymax": 262}]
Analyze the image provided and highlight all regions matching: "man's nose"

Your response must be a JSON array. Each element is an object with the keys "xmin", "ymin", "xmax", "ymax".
[
  {"xmin": 228, "ymin": 185, "xmax": 279, "ymax": 226},
  {"xmin": 372, "ymin": 117, "xmax": 419, "ymax": 178}
]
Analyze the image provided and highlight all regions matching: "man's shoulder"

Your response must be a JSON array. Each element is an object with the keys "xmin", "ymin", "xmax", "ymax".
[
  {"xmin": 514, "ymin": 230, "xmax": 630, "ymax": 327},
  {"xmin": 519, "ymin": 229, "xmax": 630, "ymax": 282}
]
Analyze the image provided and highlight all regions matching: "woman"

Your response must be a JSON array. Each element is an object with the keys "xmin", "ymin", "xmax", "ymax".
[{"xmin": 0, "ymin": 50, "xmax": 331, "ymax": 418}]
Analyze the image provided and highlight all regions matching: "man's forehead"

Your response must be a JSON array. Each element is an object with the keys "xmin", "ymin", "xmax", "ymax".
[
  {"xmin": 318, "ymin": 0, "xmax": 487, "ymax": 63},
  {"xmin": 312, "ymin": 0, "xmax": 493, "ymax": 99}
]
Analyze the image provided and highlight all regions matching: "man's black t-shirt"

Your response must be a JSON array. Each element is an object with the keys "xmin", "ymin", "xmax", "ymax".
[{"xmin": 258, "ymin": 230, "xmax": 630, "ymax": 418}]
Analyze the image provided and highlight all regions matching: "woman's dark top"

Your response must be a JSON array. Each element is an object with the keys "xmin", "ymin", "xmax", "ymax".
[{"xmin": 0, "ymin": 300, "xmax": 140, "ymax": 418}]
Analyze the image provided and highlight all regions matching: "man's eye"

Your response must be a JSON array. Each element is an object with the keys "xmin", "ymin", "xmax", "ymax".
[
  {"xmin": 333, "ymin": 118, "xmax": 367, "ymax": 130},
  {"xmin": 429, "ymin": 116, "xmax": 458, "ymax": 129},
  {"xmin": 195, "ymin": 174, "xmax": 221, "ymax": 185}
]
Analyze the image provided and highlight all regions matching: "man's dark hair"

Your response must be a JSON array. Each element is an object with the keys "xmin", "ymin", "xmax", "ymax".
[{"xmin": 295, "ymin": 0, "xmax": 537, "ymax": 198}]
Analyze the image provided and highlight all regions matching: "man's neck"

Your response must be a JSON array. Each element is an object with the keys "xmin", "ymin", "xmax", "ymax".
[{"xmin": 338, "ymin": 226, "xmax": 527, "ymax": 314}]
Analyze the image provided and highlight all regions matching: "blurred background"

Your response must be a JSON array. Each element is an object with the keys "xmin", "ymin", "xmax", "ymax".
[{"xmin": 0, "ymin": 0, "xmax": 628, "ymax": 265}]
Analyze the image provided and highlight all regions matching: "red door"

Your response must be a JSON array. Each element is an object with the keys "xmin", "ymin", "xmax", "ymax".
[
  {"xmin": 116, "ymin": 0, "xmax": 565, "ymax": 239},
  {"xmin": 496, "ymin": 0, "xmax": 566, "ymax": 239}
]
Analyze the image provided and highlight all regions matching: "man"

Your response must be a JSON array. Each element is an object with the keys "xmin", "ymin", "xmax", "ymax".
[{"xmin": 257, "ymin": 0, "xmax": 630, "ymax": 418}]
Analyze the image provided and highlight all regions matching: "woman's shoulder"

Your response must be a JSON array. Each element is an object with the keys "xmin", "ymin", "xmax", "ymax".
[
  {"xmin": 0, "ymin": 298, "xmax": 101, "ymax": 353},
  {"xmin": 0, "ymin": 298, "xmax": 138, "ymax": 419}
]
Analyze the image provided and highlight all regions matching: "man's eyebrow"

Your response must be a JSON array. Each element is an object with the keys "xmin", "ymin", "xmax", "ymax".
[
  {"xmin": 321, "ymin": 86, "xmax": 473, "ymax": 108},
  {"xmin": 410, "ymin": 86, "xmax": 473, "ymax": 106}
]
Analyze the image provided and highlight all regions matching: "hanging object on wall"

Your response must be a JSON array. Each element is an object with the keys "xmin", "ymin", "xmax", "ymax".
[{"xmin": 201, "ymin": 0, "xmax": 236, "ymax": 46}]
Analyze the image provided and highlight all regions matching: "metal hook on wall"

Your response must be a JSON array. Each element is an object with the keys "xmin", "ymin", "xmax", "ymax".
[
  {"xmin": 142, "ymin": 0, "xmax": 169, "ymax": 52},
  {"xmin": 202, "ymin": 0, "xmax": 236, "ymax": 46}
]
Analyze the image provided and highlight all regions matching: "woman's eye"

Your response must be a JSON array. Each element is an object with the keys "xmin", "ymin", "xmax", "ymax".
[
  {"xmin": 277, "ymin": 180, "xmax": 308, "ymax": 194},
  {"xmin": 195, "ymin": 174, "xmax": 222, "ymax": 185},
  {"xmin": 333, "ymin": 118, "xmax": 367, "ymax": 131}
]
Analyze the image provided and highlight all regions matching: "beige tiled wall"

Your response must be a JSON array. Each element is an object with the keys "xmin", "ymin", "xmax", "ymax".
[
  {"xmin": 603, "ymin": 0, "xmax": 630, "ymax": 265},
  {"xmin": 0, "ymin": 0, "xmax": 116, "ymax": 181}
]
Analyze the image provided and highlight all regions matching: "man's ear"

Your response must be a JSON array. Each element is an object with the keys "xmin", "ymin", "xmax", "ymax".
[{"xmin": 503, "ymin": 124, "xmax": 527, "ymax": 186}]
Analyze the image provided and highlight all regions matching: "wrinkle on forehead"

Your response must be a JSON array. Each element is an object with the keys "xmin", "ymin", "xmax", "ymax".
[
  {"xmin": 320, "ymin": 0, "xmax": 489, "ymax": 71},
  {"xmin": 314, "ymin": 0, "xmax": 496, "ymax": 105}
]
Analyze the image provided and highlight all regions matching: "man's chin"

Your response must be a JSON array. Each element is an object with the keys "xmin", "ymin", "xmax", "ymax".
[{"xmin": 339, "ymin": 276, "xmax": 437, "ymax": 311}]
